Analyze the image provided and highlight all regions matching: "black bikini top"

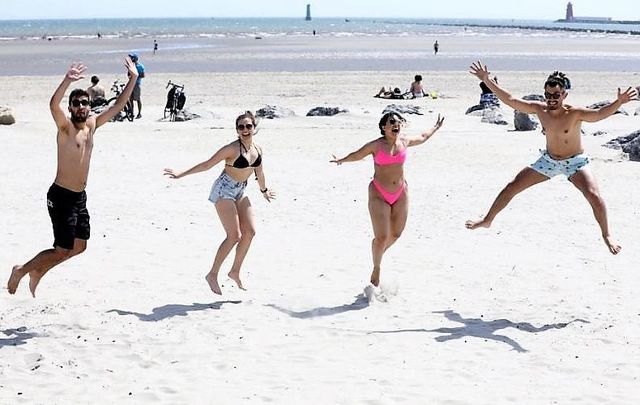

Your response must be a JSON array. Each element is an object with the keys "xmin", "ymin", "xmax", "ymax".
[{"xmin": 227, "ymin": 141, "xmax": 262, "ymax": 169}]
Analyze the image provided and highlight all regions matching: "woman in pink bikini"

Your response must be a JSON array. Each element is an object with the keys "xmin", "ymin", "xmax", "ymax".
[{"xmin": 331, "ymin": 112, "xmax": 444, "ymax": 286}]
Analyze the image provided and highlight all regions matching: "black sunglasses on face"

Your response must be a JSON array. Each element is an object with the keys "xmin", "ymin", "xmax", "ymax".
[
  {"xmin": 71, "ymin": 99, "xmax": 90, "ymax": 107},
  {"xmin": 237, "ymin": 124, "xmax": 254, "ymax": 130},
  {"xmin": 544, "ymin": 91, "xmax": 564, "ymax": 100},
  {"xmin": 387, "ymin": 118, "xmax": 399, "ymax": 125}
]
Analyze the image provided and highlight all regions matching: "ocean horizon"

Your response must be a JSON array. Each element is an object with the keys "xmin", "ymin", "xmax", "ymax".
[{"xmin": 2, "ymin": 17, "xmax": 640, "ymax": 41}]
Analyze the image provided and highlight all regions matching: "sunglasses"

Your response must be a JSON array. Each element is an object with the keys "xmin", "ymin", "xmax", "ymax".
[
  {"xmin": 387, "ymin": 118, "xmax": 400, "ymax": 125},
  {"xmin": 544, "ymin": 91, "xmax": 564, "ymax": 100},
  {"xmin": 71, "ymin": 99, "xmax": 90, "ymax": 107},
  {"xmin": 237, "ymin": 124, "xmax": 254, "ymax": 130}
]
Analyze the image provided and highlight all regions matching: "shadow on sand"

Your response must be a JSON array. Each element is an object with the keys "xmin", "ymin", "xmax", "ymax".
[
  {"xmin": 108, "ymin": 301, "xmax": 242, "ymax": 322},
  {"xmin": 266, "ymin": 294, "xmax": 369, "ymax": 319},
  {"xmin": 1, "ymin": 327, "xmax": 37, "ymax": 349},
  {"xmin": 370, "ymin": 309, "xmax": 589, "ymax": 353}
]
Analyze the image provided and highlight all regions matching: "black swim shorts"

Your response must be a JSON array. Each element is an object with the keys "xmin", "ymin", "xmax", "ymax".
[{"xmin": 46, "ymin": 183, "xmax": 90, "ymax": 250}]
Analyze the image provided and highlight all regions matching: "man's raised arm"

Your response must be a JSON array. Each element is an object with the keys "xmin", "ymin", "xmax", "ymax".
[
  {"xmin": 579, "ymin": 87, "xmax": 638, "ymax": 123},
  {"xmin": 469, "ymin": 61, "xmax": 540, "ymax": 114},
  {"xmin": 50, "ymin": 62, "xmax": 87, "ymax": 129},
  {"xmin": 95, "ymin": 57, "xmax": 138, "ymax": 128}
]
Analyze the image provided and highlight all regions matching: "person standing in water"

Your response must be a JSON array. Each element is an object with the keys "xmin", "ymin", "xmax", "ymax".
[
  {"xmin": 331, "ymin": 113, "xmax": 444, "ymax": 286},
  {"xmin": 164, "ymin": 111, "xmax": 275, "ymax": 295}
]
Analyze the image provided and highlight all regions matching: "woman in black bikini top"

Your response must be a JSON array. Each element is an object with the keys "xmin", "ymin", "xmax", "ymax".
[{"xmin": 163, "ymin": 111, "xmax": 275, "ymax": 295}]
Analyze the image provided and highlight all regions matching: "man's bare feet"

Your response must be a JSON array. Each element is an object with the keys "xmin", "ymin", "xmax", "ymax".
[
  {"xmin": 7, "ymin": 265, "xmax": 26, "ymax": 295},
  {"xmin": 604, "ymin": 235, "xmax": 622, "ymax": 255},
  {"xmin": 370, "ymin": 266, "xmax": 380, "ymax": 287},
  {"xmin": 465, "ymin": 218, "xmax": 492, "ymax": 230},
  {"xmin": 28, "ymin": 269, "xmax": 46, "ymax": 298},
  {"xmin": 227, "ymin": 270, "xmax": 246, "ymax": 291},
  {"xmin": 205, "ymin": 272, "xmax": 222, "ymax": 295}
]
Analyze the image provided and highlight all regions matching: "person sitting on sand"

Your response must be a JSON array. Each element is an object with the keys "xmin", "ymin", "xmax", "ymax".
[
  {"xmin": 374, "ymin": 86, "xmax": 408, "ymax": 100},
  {"xmin": 163, "ymin": 111, "xmax": 276, "ymax": 295},
  {"xmin": 479, "ymin": 76, "xmax": 500, "ymax": 106},
  {"xmin": 87, "ymin": 75, "xmax": 107, "ymax": 108},
  {"xmin": 331, "ymin": 112, "xmax": 444, "ymax": 287},
  {"xmin": 466, "ymin": 61, "xmax": 638, "ymax": 255},
  {"xmin": 410, "ymin": 74, "xmax": 426, "ymax": 98},
  {"xmin": 7, "ymin": 57, "xmax": 138, "ymax": 297}
]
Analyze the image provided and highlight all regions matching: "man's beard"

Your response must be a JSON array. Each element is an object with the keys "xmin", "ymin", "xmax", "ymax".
[{"xmin": 71, "ymin": 111, "xmax": 88, "ymax": 123}]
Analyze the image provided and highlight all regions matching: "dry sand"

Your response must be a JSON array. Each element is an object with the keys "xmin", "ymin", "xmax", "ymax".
[{"xmin": 1, "ymin": 46, "xmax": 640, "ymax": 404}]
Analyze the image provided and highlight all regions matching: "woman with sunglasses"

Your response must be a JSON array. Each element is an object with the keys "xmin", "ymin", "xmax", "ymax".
[
  {"xmin": 331, "ymin": 112, "xmax": 444, "ymax": 287},
  {"xmin": 164, "ymin": 111, "xmax": 275, "ymax": 295}
]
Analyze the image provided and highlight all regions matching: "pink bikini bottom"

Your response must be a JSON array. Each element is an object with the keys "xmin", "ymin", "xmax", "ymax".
[{"xmin": 371, "ymin": 179, "xmax": 406, "ymax": 205}]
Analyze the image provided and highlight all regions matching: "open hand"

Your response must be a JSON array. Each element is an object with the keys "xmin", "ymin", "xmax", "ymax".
[
  {"xmin": 66, "ymin": 62, "xmax": 87, "ymax": 82},
  {"xmin": 330, "ymin": 154, "xmax": 342, "ymax": 165},
  {"xmin": 617, "ymin": 86, "xmax": 638, "ymax": 104},
  {"xmin": 431, "ymin": 114, "xmax": 445, "ymax": 132},
  {"xmin": 469, "ymin": 61, "xmax": 490, "ymax": 82},
  {"xmin": 125, "ymin": 57, "xmax": 139, "ymax": 78},
  {"xmin": 163, "ymin": 168, "xmax": 180, "ymax": 179},
  {"xmin": 262, "ymin": 189, "xmax": 276, "ymax": 202}
]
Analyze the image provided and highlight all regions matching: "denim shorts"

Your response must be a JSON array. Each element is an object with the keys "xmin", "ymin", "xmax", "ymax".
[
  {"xmin": 530, "ymin": 150, "xmax": 589, "ymax": 179},
  {"xmin": 209, "ymin": 172, "xmax": 247, "ymax": 204}
]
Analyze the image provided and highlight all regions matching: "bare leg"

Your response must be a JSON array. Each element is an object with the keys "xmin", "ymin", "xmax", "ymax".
[
  {"xmin": 368, "ymin": 183, "xmax": 393, "ymax": 287},
  {"xmin": 136, "ymin": 100, "xmax": 142, "ymax": 118},
  {"xmin": 386, "ymin": 187, "xmax": 409, "ymax": 252},
  {"xmin": 466, "ymin": 167, "xmax": 548, "ymax": 229},
  {"xmin": 207, "ymin": 200, "xmax": 241, "ymax": 295},
  {"xmin": 227, "ymin": 197, "xmax": 256, "ymax": 290},
  {"xmin": 569, "ymin": 169, "xmax": 621, "ymax": 254},
  {"xmin": 8, "ymin": 239, "xmax": 86, "ymax": 297}
]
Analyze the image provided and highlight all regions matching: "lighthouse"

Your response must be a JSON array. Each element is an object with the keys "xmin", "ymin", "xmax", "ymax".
[
  {"xmin": 565, "ymin": 2, "xmax": 574, "ymax": 21},
  {"xmin": 306, "ymin": 4, "xmax": 312, "ymax": 21}
]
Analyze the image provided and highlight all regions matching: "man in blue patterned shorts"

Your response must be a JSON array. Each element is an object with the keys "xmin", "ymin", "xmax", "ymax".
[{"xmin": 466, "ymin": 61, "xmax": 637, "ymax": 255}]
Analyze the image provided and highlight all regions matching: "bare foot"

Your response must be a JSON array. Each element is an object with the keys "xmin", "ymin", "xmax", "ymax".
[
  {"xmin": 604, "ymin": 236, "xmax": 622, "ymax": 255},
  {"xmin": 370, "ymin": 266, "xmax": 380, "ymax": 287},
  {"xmin": 28, "ymin": 269, "xmax": 46, "ymax": 298},
  {"xmin": 205, "ymin": 273, "xmax": 222, "ymax": 295},
  {"xmin": 465, "ymin": 218, "xmax": 492, "ymax": 230},
  {"xmin": 7, "ymin": 265, "xmax": 26, "ymax": 295},
  {"xmin": 227, "ymin": 270, "xmax": 246, "ymax": 291}
]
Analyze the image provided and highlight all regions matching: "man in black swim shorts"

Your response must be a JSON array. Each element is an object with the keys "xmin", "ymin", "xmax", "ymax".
[{"xmin": 7, "ymin": 56, "xmax": 138, "ymax": 297}]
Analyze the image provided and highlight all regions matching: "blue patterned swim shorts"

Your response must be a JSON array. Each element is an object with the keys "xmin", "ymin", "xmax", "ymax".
[{"xmin": 530, "ymin": 150, "xmax": 589, "ymax": 178}]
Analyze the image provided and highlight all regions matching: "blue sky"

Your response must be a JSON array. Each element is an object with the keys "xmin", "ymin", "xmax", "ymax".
[{"xmin": 1, "ymin": 0, "xmax": 638, "ymax": 20}]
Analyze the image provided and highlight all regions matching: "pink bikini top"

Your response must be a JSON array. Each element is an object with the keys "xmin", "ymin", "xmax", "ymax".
[{"xmin": 373, "ymin": 140, "xmax": 407, "ymax": 166}]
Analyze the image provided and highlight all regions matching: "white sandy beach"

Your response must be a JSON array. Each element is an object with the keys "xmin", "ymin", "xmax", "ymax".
[{"xmin": 1, "ymin": 35, "xmax": 640, "ymax": 404}]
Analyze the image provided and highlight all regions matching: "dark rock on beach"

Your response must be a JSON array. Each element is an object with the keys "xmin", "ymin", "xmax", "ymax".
[
  {"xmin": 604, "ymin": 129, "xmax": 640, "ymax": 161},
  {"xmin": 382, "ymin": 104, "xmax": 423, "ymax": 115},
  {"xmin": 256, "ymin": 105, "xmax": 295, "ymax": 119},
  {"xmin": 522, "ymin": 94, "xmax": 545, "ymax": 102},
  {"xmin": 481, "ymin": 106, "xmax": 508, "ymax": 125},
  {"xmin": 586, "ymin": 101, "xmax": 628, "ymax": 115},
  {"xmin": 0, "ymin": 106, "xmax": 16, "ymax": 125},
  {"xmin": 514, "ymin": 111, "xmax": 539, "ymax": 131},
  {"xmin": 306, "ymin": 106, "xmax": 348, "ymax": 116}
]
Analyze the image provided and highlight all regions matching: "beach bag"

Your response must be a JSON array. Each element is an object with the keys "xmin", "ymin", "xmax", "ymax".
[
  {"xmin": 177, "ymin": 93, "xmax": 186, "ymax": 110},
  {"xmin": 165, "ymin": 87, "xmax": 176, "ymax": 109}
]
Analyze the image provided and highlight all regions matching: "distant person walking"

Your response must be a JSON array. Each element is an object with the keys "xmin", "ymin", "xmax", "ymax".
[
  {"xmin": 433, "ymin": 40, "xmax": 439, "ymax": 55},
  {"xmin": 153, "ymin": 40, "xmax": 158, "ymax": 55},
  {"xmin": 7, "ymin": 57, "xmax": 138, "ymax": 297},
  {"xmin": 466, "ymin": 60, "xmax": 638, "ymax": 255},
  {"xmin": 128, "ymin": 52, "xmax": 145, "ymax": 119}
]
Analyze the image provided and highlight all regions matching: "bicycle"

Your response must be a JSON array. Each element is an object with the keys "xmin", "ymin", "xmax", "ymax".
[
  {"xmin": 164, "ymin": 81, "xmax": 186, "ymax": 122},
  {"xmin": 105, "ymin": 79, "xmax": 134, "ymax": 122}
]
